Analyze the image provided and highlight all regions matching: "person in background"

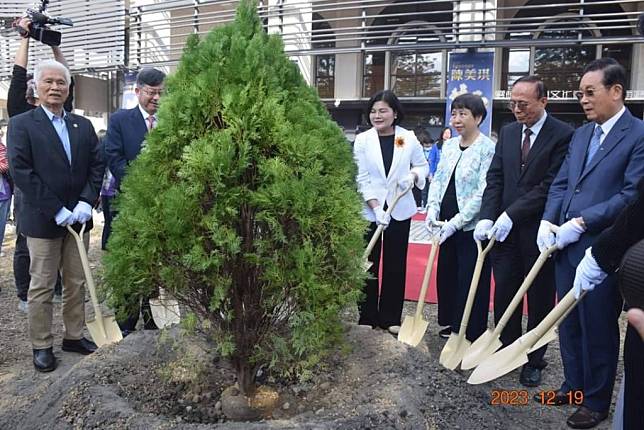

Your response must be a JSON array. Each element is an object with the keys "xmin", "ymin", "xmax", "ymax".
[
  {"xmin": 419, "ymin": 130, "xmax": 433, "ymax": 211},
  {"xmin": 428, "ymin": 127, "xmax": 451, "ymax": 180},
  {"xmin": 96, "ymin": 129, "xmax": 116, "ymax": 251},
  {"xmin": 0, "ymin": 128, "xmax": 11, "ymax": 258},
  {"xmin": 353, "ymin": 90, "xmax": 428, "ymax": 335},
  {"xmin": 425, "ymin": 94, "xmax": 495, "ymax": 340},
  {"xmin": 104, "ymin": 68, "xmax": 166, "ymax": 335},
  {"xmin": 8, "ymin": 17, "xmax": 72, "ymax": 312}
]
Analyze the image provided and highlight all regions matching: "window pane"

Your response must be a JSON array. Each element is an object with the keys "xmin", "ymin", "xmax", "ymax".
[
  {"xmin": 508, "ymin": 50, "xmax": 529, "ymax": 73},
  {"xmin": 391, "ymin": 52, "xmax": 416, "ymax": 76},
  {"xmin": 603, "ymin": 45, "xmax": 631, "ymax": 87},
  {"xmin": 316, "ymin": 55, "xmax": 335, "ymax": 78},
  {"xmin": 416, "ymin": 52, "xmax": 442, "ymax": 75},
  {"xmin": 391, "ymin": 75, "xmax": 416, "ymax": 97},
  {"xmin": 416, "ymin": 75, "xmax": 441, "ymax": 97},
  {"xmin": 534, "ymin": 47, "xmax": 594, "ymax": 91},
  {"xmin": 316, "ymin": 78, "xmax": 334, "ymax": 98},
  {"xmin": 364, "ymin": 52, "xmax": 385, "ymax": 97}
]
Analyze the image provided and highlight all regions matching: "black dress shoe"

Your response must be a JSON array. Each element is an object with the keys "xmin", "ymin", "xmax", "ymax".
[
  {"xmin": 33, "ymin": 348, "xmax": 57, "ymax": 372},
  {"xmin": 62, "ymin": 337, "xmax": 97, "ymax": 355},
  {"xmin": 533, "ymin": 389, "xmax": 569, "ymax": 406},
  {"xmin": 566, "ymin": 406, "xmax": 608, "ymax": 429},
  {"xmin": 439, "ymin": 327, "xmax": 451, "ymax": 339},
  {"xmin": 520, "ymin": 363, "xmax": 544, "ymax": 387}
]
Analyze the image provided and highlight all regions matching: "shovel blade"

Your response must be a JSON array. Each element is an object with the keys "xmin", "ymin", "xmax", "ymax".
[
  {"xmin": 397, "ymin": 315, "xmax": 429, "ymax": 347},
  {"xmin": 150, "ymin": 297, "xmax": 181, "ymax": 328},
  {"xmin": 529, "ymin": 326, "xmax": 558, "ymax": 354},
  {"xmin": 461, "ymin": 330, "xmax": 504, "ymax": 370},
  {"xmin": 87, "ymin": 315, "xmax": 123, "ymax": 347},
  {"xmin": 467, "ymin": 338, "xmax": 530, "ymax": 385},
  {"xmin": 439, "ymin": 334, "xmax": 471, "ymax": 370}
]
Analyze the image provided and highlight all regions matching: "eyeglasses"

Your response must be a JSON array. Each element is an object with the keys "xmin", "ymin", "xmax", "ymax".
[
  {"xmin": 508, "ymin": 100, "xmax": 530, "ymax": 111},
  {"xmin": 141, "ymin": 88, "xmax": 164, "ymax": 97},
  {"xmin": 574, "ymin": 89, "xmax": 597, "ymax": 101}
]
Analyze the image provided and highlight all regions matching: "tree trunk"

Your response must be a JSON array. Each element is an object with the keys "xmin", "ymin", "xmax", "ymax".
[{"xmin": 236, "ymin": 359, "xmax": 257, "ymax": 396}]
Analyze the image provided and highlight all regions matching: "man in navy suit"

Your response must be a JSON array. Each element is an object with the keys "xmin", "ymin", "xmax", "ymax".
[
  {"xmin": 7, "ymin": 60, "xmax": 104, "ymax": 372},
  {"xmin": 538, "ymin": 58, "xmax": 644, "ymax": 429},
  {"xmin": 476, "ymin": 75, "xmax": 573, "ymax": 387},
  {"xmin": 104, "ymin": 68, "xmax": 165, "ymax": 334}
]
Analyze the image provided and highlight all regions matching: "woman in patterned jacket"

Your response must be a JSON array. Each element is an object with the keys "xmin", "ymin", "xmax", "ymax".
[{"xmin": 425, "ymin": 93, "xmax": 496, "ymax": 340}]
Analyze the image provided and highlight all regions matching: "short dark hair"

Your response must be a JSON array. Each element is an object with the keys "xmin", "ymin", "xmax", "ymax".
[
  {"xmin": 451, "ymin": 93, "xmax": 487, "ymax": 123},
  {"xmin": 366, "ymin": 90, "xmax": 405, "ymax": 126},
  {"xmin": 582, "ymin": 58, "xmax": 627, "ymax": 101},
  {"xmin": 136, "ymin": 68, "xmax": 166, "ymax": 88},
  {"xmin": 512, "ymin": 75, "xmax": 547, "ymax": 99}
]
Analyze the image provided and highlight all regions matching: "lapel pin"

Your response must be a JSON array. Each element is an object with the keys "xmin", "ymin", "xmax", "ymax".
[{"xmin": 73, "ymin": 123, "xmax": 78, "ymax": 128}]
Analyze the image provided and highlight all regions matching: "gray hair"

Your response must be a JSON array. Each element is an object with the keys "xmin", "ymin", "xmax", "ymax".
[{"xmin": 34, "ymin": 59, "xmax": 71, "ymax": 88}]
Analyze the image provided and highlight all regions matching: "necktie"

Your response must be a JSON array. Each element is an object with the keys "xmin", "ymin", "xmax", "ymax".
[
  {"xmin": 584, "ymin": 125, "xmax": 603, "ymax": 169},
  {"xmin": 146, "ymin": 115, "xmax": 156, "ymax": 131},
  {"xmin": 521, "ymin": 128, "xmax": 532, "ymax": 168}
]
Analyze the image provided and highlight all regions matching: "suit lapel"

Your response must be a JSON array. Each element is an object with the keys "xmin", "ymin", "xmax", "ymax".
[
  {"xmin": 388, "ymin": 126, "xmax": 404, "ymax": 180},
  {"xmin": 65, "ymin": 114, "xmax": 80, "ymax": 167},
  {"xmin": 366, "ymin": 127, "xmax": 386, "ymax": 180},
  {"xmin": 519, "ymin": 117, "xmax": 553, "ymax": 180},
  {"xmin": 34, "ymin": 107, "xmax": 70, "ymax": 167},
  {"xmin": 131, "ymin": 107, "xmax": 148, "ymax": 152},
  {"xmin": 578, "ymin": 111, "xmax": 630, "ymax": 183},
  {"xmin": 570, "ymin": 124, "xmax": 595, "ymax": 185},
  {"xmin": 508, "ymin": 123, "xmax": 523, "ymax": 179}
]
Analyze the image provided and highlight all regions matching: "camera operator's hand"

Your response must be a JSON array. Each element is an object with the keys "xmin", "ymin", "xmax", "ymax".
[{"xmin": 17, "ymin": 17, "xmax": 31, "ymax": 38}]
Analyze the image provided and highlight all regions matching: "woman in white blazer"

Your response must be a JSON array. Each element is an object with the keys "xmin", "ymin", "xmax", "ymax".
[
  {"xmin": 425, "ymin": 93, "xmax": 496, "ymax": 341},
  {"xmin": 354, "ymin": 90, "xmax": 429, "ymax": 334}
]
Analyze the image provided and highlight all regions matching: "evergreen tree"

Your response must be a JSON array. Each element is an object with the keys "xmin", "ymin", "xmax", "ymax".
[{"xmin": 103, "ymin": 0, "xmax": 366, "ymax": 395}]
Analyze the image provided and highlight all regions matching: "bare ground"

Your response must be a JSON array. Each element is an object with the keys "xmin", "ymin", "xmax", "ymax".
[{"xmin": 0, "ymin": 217, "xmax": 625, "ymax": 429}]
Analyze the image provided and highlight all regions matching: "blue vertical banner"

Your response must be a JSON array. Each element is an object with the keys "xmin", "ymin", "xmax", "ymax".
[{"xmin": 445, "ymin": 52, "xmax": 494, "ymax": 137}]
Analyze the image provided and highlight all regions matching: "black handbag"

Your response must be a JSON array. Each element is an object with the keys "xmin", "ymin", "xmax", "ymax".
[{"xmin": 618, "ymin": 238, "xmax": 644, "ymax": 309}]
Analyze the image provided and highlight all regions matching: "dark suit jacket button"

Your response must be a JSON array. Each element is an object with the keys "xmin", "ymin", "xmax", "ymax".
[{"xmin": 575, "ymin": 188, "xmax": 580, "ymax": 193}]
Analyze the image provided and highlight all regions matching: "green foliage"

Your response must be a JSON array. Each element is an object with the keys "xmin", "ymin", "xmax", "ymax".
[{"xmin": 103, "ymin": 0, "xmax": 366, "ymax": 394}]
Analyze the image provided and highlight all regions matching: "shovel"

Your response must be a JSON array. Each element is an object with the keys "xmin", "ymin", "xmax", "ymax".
[
  {"xmin": 439, "ymin": 236, "xmax": 495, "ymax": 370},
  {"xmin": 461, "ymin": 244, "xmax": 559, "ymax": 369},
  {"xmin": 150, "ymin": 288, "xmax": 181, "ymax": 328},
  {"xmin": 398, "ymin": 222, "xmax": 443, "ymax": 346},
  {"xmin": 363, "ymin": 183, "xmax": 413, "ymax": 271},
  {"xmin": 67, "ymin": 224, "xmax": 123, "ymax": 347},
  {"xmin": 467, "ymin": 288, "xmax": 584, "ymax": 385}
]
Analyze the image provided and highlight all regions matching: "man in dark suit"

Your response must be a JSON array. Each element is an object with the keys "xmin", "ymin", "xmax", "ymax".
[
  {"xmin": 104, "ymin": 67, "xmax": 165, "ymax": 334},
  {"xmin": 476, "ymin": 75, "xmax": 574, "ymax": 387},
  {"xmin": 7, "ymin": 59, "xmax": 103, "ymax": 372},
  {"xmin": 538, "ymin": 58, "xmax": 644, "ymax": 429}
]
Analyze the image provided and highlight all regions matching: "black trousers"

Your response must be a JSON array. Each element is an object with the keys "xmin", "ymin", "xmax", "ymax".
[
  {"xmin": 101, "ymin": 195, "xmax": 114, "ymax": 251},
  {"xmin": 13, "ymin": 190, "xmax": 61, "ymax": 301},
  {"xmin": 437, "ymin": 229, "xmax": 491, "ymax": 341},
  {"xmin": 490, "ymin": 225, "xmax": 555, "ymax": 367},
  {"xmin": 106, "ymin": 207, "xmax": 158, "ymax": 332},
  {"xmin": 359, "ymin": 217, "xmax": 411, "ymax": 328},
  {"xmin": 624, "ymin": 323, "xmax": 644, "ymax": 429}
]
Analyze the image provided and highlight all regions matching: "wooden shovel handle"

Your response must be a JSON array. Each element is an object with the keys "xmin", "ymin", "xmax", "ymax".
[
  {"xmin": 363, "ymin": 183, "xmax": 414, "ymax": 259},
  {"xmin": 526, "ymin": 288, "xmax": 581, "ymax": 346},
  {"xmin": 492, "ymin": 244, "xmax": 558, "ymax": 336},
  {"xmin": 413, "ymin": 238, "xmax": 440, "ymax": 319},
  {"xmin": 455, "ymin": 237, "xmax": 495, "ymax": 336},
  {"xmin": 66, "ymin": 224, "xmax": 107, "ymax": 337}
]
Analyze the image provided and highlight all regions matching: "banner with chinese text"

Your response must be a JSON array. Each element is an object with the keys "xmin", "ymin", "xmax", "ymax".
[{"xmin": 445, "ymin": 52, "xmax": 494, "ymax": 137}]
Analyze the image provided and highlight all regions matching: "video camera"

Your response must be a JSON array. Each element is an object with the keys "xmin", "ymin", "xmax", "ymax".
[{"xmin": 18, "ymin": 0, "xmax": 73, "ymax": 47}]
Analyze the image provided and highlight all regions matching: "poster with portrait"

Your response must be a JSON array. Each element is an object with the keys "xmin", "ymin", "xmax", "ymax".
[{"xmin": 445, "ymin": 52, "xmax": 494, "ymax": 137}]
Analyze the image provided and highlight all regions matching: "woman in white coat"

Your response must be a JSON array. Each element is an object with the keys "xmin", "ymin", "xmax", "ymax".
[{"xmin": 353, "ymin": 90, "xmax": 429, "ymax": 334}]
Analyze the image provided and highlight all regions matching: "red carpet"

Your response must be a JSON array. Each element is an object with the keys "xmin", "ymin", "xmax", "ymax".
[{"xmin": 404, "ymin": 212, "xmax": 528, "ymax": 314}]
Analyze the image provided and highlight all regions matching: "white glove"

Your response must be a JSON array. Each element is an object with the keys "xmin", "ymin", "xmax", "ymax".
[
  {"xmin": 556, "ymin": 218, "xmax": 585, "ymax": 250},
  {"xmin": 439, "ymin": 219, "xmax": 458, "ymax": 244},
  {"xmin": 536, "ymin": 220, "xmax": 556, "ymax": 253},
  {"xmin": 424, "ymin": 208, "xmax": 439, "ymax": 232},
  {"xmin": 54, "ymin": 207, "xmax": 75, "ymax": 226},
  {"xmin": 373, "ymin": 206, "xmax": 390, "ymax": 228},
  {"xmin": 573, "ymin": 247, "xmax": 607, "ymax": 299},
  {"xmin": 398, "ymin": 172, "xmax": 417, "ymax": 190},
  {"xmin": 489, "ymin": 212, "xmax": 513, "ymax": 242},
  {"xmin": 473, "ymin": 219, "xmax": 494, "ymax": 241},
  {"xmin": 72, "ymin": 201, "xmax": 93, "ymax": 224}
]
